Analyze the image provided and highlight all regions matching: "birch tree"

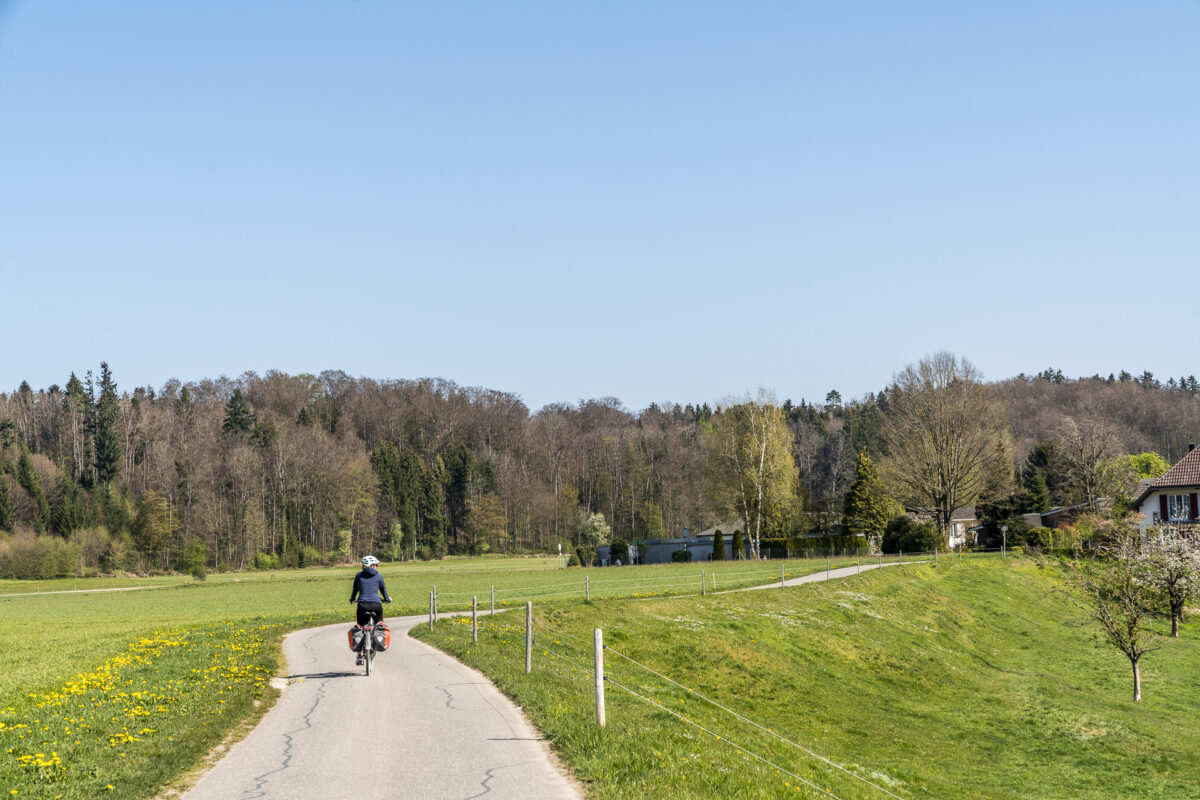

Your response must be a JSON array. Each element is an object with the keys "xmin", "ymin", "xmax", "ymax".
[{"xmin": 706, "ymin": 392, "xmax": 798, "ymax": 559}]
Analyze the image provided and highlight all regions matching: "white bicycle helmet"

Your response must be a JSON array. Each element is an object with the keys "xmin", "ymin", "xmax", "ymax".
[{"xmin": 361, "ymin": 555, "xmax": 380, "ymax": 568}]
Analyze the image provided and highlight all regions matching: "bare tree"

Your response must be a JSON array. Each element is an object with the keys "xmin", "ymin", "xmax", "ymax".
[
  {"xmin": 1053, "ymin": 416, "xmax": 1125, "ymax": 511},
  {"xmin": 879, "ymin": 353, "xmax": 1011, "ymax": 535}
]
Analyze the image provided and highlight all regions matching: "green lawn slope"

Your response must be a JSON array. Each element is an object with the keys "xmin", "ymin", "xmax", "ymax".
[
  {"xmin": 414, "ymin": 558, "xmax": 1200, "ymax": 799},
  {"xmin": 0, "ymin": 556, "xmax": 844, "ymax": 798}
]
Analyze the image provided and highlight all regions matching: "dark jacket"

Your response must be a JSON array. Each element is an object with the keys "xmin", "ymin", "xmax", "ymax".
[{"xmin": 350, "ymin": 567, "xmax": 391, "ymax": 604}]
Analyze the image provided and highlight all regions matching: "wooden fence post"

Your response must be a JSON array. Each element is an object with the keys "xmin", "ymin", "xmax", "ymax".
[
  {"xmin": 701, "ymin": 569, "xmax": 705, "ymax": 596},
  {"xmin": 594, "ymin": 628, "xmax": 606, "ymax": 727},
  {"xmin": 473, "ymin": 596, "xmax": 478, "ymax": 644},
  {"xmin": 429, "ymin": 590, "xmax": 433, "ymax": 631},
  {"xmin": 586, "ymin": 575, "xmax": 590, "ymax": 602},
  {"xmin": 491, "ymin": 584, "xmax": 495, "ymax": 615},
  {"xmin": 525, "ymin": 601, "xmax": 533, "ymax": 674}
]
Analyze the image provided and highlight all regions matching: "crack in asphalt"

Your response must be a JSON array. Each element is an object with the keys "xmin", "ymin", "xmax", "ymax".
[
  {"xmin": 464, "ymin": 763, "xmax": 521, "ymax": 800},
  {"xmin": 239, "ymin": 630, "xmax": 331, "ymax": 799},
  {"xmin": 437, "ymin": 682, "xmax": 485, "ymax": 710}
]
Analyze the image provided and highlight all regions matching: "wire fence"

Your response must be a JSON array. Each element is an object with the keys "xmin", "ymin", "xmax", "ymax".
[
  {"xmin": 421, "ymin": 555, "xmax": 967, "ymax": 799},
  {"xmin": 420, "ymin": 548, "xmax": 1017, "ymax": 614}
]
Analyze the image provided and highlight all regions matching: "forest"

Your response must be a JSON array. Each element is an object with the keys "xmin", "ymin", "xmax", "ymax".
[{"xmin": 2, "ymin": 360, "xmax": 1199, "ymax": 577}]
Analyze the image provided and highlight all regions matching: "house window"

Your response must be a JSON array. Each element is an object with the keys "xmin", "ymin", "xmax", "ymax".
[{"xmin": 1167, "ymin": 494, "xmax": 1192, "ymax": 522}]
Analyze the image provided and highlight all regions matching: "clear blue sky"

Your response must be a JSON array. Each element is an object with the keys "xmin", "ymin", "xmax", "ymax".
[{"xmin": 2, "ymin": 2, "xmax": 1198, "ymax": 411}]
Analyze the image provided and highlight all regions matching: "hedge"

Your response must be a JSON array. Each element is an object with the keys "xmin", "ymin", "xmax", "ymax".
[{"xmin": 757, "ymin": 535, "xmax": 870, "ymax": 558}]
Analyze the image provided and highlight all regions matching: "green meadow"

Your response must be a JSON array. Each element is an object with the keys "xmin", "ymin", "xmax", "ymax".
[
  {"xmin": 6, "ymin": 554, "xmax": 1194, "ymax": 799},
  {"xmin": 0, "ymin": 556, "xmax": 843, "ymax": 799},
  {"xmin": 413, "ymin": 558, "xmax": 1200, "ymax": 800}
]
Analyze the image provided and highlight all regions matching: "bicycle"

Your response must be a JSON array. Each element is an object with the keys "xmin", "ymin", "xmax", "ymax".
[{"xmin": 359, "ymin": 609, "xmax": 380, "ymax": 676}]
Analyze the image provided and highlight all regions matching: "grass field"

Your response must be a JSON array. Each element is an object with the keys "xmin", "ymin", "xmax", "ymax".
[
  {"xmin": 0, "ymin": 555, "xmax": 853, "ymax": 799},
  {"xmin": 413, "ymin": 557, "xmax": 1200, "ymax": 800}
]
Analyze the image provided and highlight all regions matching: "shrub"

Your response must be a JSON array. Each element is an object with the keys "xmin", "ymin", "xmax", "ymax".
[
  {"xmin": 566, "ymin": 553, "xmax": 581, "ymax": 567},
  {"xmin": 68, "ymin": 526, "xmax": 112, "ymax": 573},
  {"xmin": 183, "ymin": 538, "xmax": 207, "ymax": 582},
  {"xmin": 762, "ymin": 535, "xmax": 870, "ymax": 558},
  {"xmin": 415, "ymin": 545, "xmax": 434, "ymax": 561},
  {"xmin": 0, "ymin": 532, "xmax": 82, "ymax": 579},
  {"xmin": 297, "ymin": 545, "xmax": 320, "ymax": 568},
  {"xmin": 1026, "ymin": 527, "xmax": 1053, "ymax": 550},
  {"xmin": 671, "ymin": 548, "xmax": 693, "ymax": 563},
  {"xmin": 385, "ymin": 521, "xmax": 403, "ymax": 562},
  {"xmin": 882, "ymin": 516, "xmax": 942, "ymax": 554},
  {"xmin": 253, "ymin": 552, "xmax": 279, "ymax": 570},
  {"xmin": 609, "ymin": 537, "xmax": 629, "ymax": 565},
  {"xmin": 102, "ymin": 535, "xmax": 136, "ymax": 573},
  {"xmin": 711, "ymin": 530, "xmax": 726, "ymax": 561},
  {"xmin": 334, "ymin": 529, "xmax": 352, "ymax": 562}
]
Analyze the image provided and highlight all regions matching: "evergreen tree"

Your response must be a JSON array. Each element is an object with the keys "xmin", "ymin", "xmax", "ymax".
[
  {"xmin": 711, "ymin": 529, "xmax": 726, "ymax": 561},
  {"xmin": 54, "ymin": 474, "xmax": 92, "ymax": 535},
  {"xmin": 423, "ymin": 456, "xmax": 448, "ymax": 558},
  {"xmin": 63, "ymin": 372, "xmax": 91, "ymax": 483},
  {"xmin": 93, "ymin": 363, "xmax": 122, "ymax": 485},
  {"xmin": 132, "ymin": 490, "xmax": 178, "ymax": 564},
  {"xmin": 0, "ymin": 419, "xmax": 15, "ymax": 448},
  {"xmin": 0, "ymin": 477, "xmax": 12, "ymax": 532},
  {"xmin": 1024, "ymin": 471, "xmax": 1052, "ymax": 513},
  {"xmin": 843, "ymin": 450, "xmax": 890, "ymax": 548},
  {"xmin": 399, "ymin": 503, "xmax": 417, "ymax": 559},
  {"xmin": 731, "ymin": 529, "xmax": 745, "ymax": 559},
  {"xmin": 443, "ymin": 443, "xmax": 475, "ymax": 551},
  {"xmin": 1020, "ymin": 441, "xmax": 1057, "ymax": 511},
  {"xmin": 222, "ymin": 389, "xmax": 256, "ymax": 435},
  {"xmin": 16, "ymin": 449, "xmax": 51, "ymax": 532}
]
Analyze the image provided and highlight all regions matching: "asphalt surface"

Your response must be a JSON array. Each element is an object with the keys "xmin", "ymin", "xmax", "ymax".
[
  {"xmin": 737, "ymin": 558, "xmax": 916, "ymax": 591},
  {"xmin": 181, "ymin": 614, "xmax": 582, "ymax": 800},
  {"xmin": 182, "ymin": 561, "xmax": 915, "ymax": 799}
]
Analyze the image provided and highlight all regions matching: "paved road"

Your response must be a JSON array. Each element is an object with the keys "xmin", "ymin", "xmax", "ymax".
[
  {"xmin": 737, "ymin": 559, "xmax": 918, "ymax": 591},
  {"xmin": 182, "ymin": 614, "xmax": 582, "ymax": 800},
  {"xmin": 183, "ymin": 562, "xmax": 916, "ymax": 798}
]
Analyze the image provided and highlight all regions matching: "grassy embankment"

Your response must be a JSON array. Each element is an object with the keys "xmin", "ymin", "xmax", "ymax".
[
  {"xmin": 413, "ymin": 557, "xmax": 1200, "ymax": 800},
  {"xmin": 0, "ymin": 555, "xmax": 845, "ymax": 799}
]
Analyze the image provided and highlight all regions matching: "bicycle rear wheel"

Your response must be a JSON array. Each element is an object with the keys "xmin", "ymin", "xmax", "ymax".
[{"xmin": 364, "ymin": 640, "xmax": 373, "ymax": 676}]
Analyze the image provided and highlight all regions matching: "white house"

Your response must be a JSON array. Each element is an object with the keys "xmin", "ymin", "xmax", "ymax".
[
  {"xmin": 1131, "ymin": 444, "xmax": 1200, "ymax": 530},
  {"xmin": 948, "ymin": 507, "xmax": 977, "ymax": 548}
]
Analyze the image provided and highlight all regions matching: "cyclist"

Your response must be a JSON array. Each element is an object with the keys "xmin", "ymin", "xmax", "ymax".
[{"xmin": 350, "ymin": 555, "xmax": 392, "ymax": 665}]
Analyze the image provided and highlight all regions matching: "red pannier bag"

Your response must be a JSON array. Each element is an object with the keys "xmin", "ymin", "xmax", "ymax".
[
  {"xmin": 348, "ymin": 626, "xmax": 366, "ymax": 651},
  {"xmin": 373, "ymin": 622, "xmax": 391, "ymax": 651}
]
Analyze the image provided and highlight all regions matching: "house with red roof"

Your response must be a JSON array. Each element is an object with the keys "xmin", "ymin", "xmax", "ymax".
[{"xmin": 1131, "ymin": 444, "xmax": 1200, "ymax": 529}]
